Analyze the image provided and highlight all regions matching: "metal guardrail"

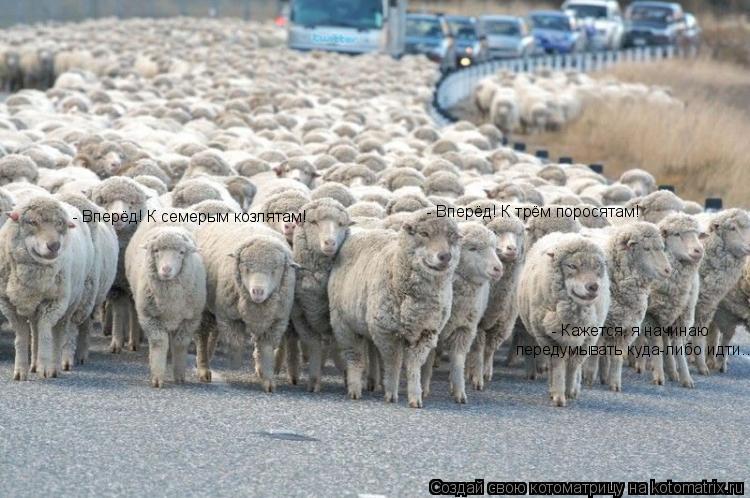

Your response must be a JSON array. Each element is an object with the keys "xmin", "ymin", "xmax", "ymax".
[{"xmin": 430, "ymin": 45, "xmax": 684, "ymax": 126}]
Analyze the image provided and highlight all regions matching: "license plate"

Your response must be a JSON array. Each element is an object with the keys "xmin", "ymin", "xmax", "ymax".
[{"xmin": 633, "ymin": 38, "xmax": 646, "ymax": 46}]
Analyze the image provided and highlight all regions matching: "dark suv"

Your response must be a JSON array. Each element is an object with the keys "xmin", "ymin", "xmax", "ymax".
[{"xmin": 623, "ymin": 1, "xmax": 686, "ymax": 47}]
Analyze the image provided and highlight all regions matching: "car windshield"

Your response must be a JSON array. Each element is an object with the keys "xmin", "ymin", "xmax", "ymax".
[
  {"xmin": 291, "ymin": 0, "xmax": 384, "ymax": 30},
  {"xmin": 628, "ymin": 6, "xmax": 672, "ymax": 25},
  {"xmin": 567, "ymin": 4, "xmax": 608, "ymax": 19},
  {"xmin": 530, "ymin": 14, "xmax": 572, "ymax": 31},
  {"xmin": 483, "ymin": 20, "xmax": 521, "ymax": 36},
  {"xmin": 407, "ymin": 18, "xmax": 444, "ymax": 38},
  {"xmin": 447, "ymin": 18, "xmax": 478, "ymax": 39}
]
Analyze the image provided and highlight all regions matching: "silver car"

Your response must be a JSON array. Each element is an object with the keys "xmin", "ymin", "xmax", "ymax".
[
  {"xmin": 562, "ymin": 0, "xmax": 625, "ymax": 50},
  {"xmin": 480, "ymin": 15, "xmax": 535, "ymax": 59}
]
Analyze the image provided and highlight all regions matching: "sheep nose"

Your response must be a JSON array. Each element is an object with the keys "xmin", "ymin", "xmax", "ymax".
[
  {"xmin": 437, "ymin": 251, "xmax": 451, "ymax": 264},
  {"xmin": 323, "ymin": 238, "xmax": 336, "ymax": 248},
  {"xmin": 160, "ymin": 265, "xmax": 172, "ymax": 275},
  {"xmin": 586, "ymin": 282, "xmax": 599, "ymax": 293},
  {"xmin": 663, "ymin": 267, "xmax": 672, "ymax": 276},
  {"xmin": 47, "ymin": 241, "xmax": 61, "ymax": 253},
  {"xmin": 250, "ymin": 287, "xmax": 266, "ymax": 302}
]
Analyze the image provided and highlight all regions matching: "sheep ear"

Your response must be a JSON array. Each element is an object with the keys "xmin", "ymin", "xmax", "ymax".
[
  {"xmin": 546, "ymin": 250, "xmax": 555, "ymax": 260},
  {"xmin": 402, "ymin": 222, "xmax": 415, "ymax": 236},
  {"xmin": 311, "ymin": 171, "xmax": 321, "ymax": 178},
  {"xmin": 710, "ymin": 222, "xmax": 720, "ymax": 233},
  {"xmin": 620, "ymin": 238, "xmax": 637, "ymax": 250},
  {"xmin": 660, "ymin": 228, "xmax": 669, "ymax": 240},
  {"xmin": 227, "ymin": 252, "xmax": 237, "ymax": 259},
  {"xmin": 483, "ymin": 188, "xmax": 494, "ymax": 198},
  {"xmin": 7, "ymin": 211, "xmax": 19, "ymax": 222},
  {"xmin": 67, "ymin": 220, "xmax": 76, "ymax": 228},
  {"xmin": 699, "ymin": 231, "xmax": 709, "ymax": 240}
]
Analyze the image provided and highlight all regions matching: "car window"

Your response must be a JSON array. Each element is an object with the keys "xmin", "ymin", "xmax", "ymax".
[
  {"xmin": 530, "ymin": 14, "xmax": 572, "ymax": 31},
  {"xmin": 407, "ymin": 18, "xmax": 444, "ymax": 38},
  {"xmin": 448, "ymin": 19, "xmax": 479, "ymax": 39},
  {"xmin": 483, "ymin": 20, "xmax": 521, "ymax": 36},
  {"xmin": 566, "ymin": 4, "xmax": 608, "ymax": 19}
]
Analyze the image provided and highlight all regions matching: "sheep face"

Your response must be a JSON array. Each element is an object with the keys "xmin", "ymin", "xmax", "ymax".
[
  {"xmin": 621, "ymin": 228, "xmax": 672, "ymax": 281},
  {"xmin": 234, "ymin": 240, "xmax": 291, "ymax": 304},
  {"xmin": 145, "ymin": 230, "xmax": 196, "ymax": 281},
  {"xmin": 662, "ymin": 227, "xmax": 704, "ymax": 264},
  {"xmin": 10, "ymin": 200, "xmax": 75, "ymax": 264},
  {"xmin": 402, "ymin": 213, "xmax": 461, "ymax": 274},
  {"xmin": 224, "ymin": 177, "xmax": 256, "ymax": 212},
  {"xmin": 496, "ymin": 230, "xmax": 522, "ymax": 263},
  {"xmin": 97, "ymin": 149, "xmax": 124, "ymax": 177},
  {"xmin": 300, "ymin": 202, "xmax": 351, "ymax": 257},
  {"xmin": 458, "ymin": 226, "xmax": 503, "ymax": 283},
  {"xmin": 713, "ymin": 210, "xmax": 750, "ymax": 258}
]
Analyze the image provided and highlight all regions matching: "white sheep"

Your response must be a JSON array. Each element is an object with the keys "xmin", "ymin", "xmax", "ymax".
[
  {"xmin": 328, "ymin": 208, "xmax": 461, "ymax": 408},
  {"xmin": 517, "ymin": 232, "xmax": 610, "ymax": 406},
  {"xmin": 126, "ymin": 219, "xmax": 206, "ymax": 387},
  {"xmin": 422, "ymin": 222, "xmax": 503, "ymax": 403},
  {"xmin": 195, "ymin": 221, "xmax": 297, "ymax": 391}
]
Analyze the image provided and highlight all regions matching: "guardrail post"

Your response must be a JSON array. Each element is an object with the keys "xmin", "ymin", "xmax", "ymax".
[
  {"xmin": 559, "ymin": 156, "xmax": 573, "ymax": 164},
  {"xmin": 705, "ymin": 198, "xmax": 723, "ymax": 212},
  {"xmin": 589, "ymin": 164, "xmax": 604, "ymax": 174},
  {"xmin": 658, "ymin": 185, "xmax": 675, "ymax": 193}
]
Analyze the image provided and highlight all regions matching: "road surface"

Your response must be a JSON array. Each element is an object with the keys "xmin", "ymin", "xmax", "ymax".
[{"xmin": 0, "ymin": 328, "xmax": 748, "ymax": 497}]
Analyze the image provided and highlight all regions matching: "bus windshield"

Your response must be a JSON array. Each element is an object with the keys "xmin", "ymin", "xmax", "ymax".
[{"xmin": 291, "ymin": 0, "xmax": 384, "ymax": 30}]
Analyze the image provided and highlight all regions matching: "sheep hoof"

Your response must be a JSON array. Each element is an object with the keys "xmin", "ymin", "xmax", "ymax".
[
  {"xmin": 652, "ymin": 377, "xmax": 664, "ymax": 386},
  {"xmin": 126, "ymin": 342, "xmax": 138, "ymax": 352},
  {"xmin": 680, "ymin": 378, "xmax": 695, "ymax": 388},
  {"xmin": 348, "ymin": 390, "xmax": 361, "ymax": 400},
  {"xmin": 408, "ymin": 398, "xmax": 423, "ymax": 409},
  {"xmin": 288, "ymin": 375, "xmax": 298, "ymax": 385},
  {"xmin": 30, "ymin": 364, "xmax": 37, "ymax": 373},
  {"xmin": 12, "ymin": 370, "xmax": 27, "ymax": 381},
  {"xmin": 551, "ymin": 394, "xmax": 567, "ymax": 407},
  {"xmin": 109, "ymin": 343, "xmax": 122, "ymax": 354},
  {"xmin": 75, "ymin": 356, "xmax": 86, "ymax": 366},
  {"xmin": 62, "ymin": 361, "xmax": 71, "ymax": 372},
  {"xmin": 174, "ymin": 376, "xmax": 185, "ymax": 385},
  {"xmin": 472, "ymin": 379, "xmax": 484, "ymax": 391},
  {"xmin": 262, "ymin": 380, "xmax": 275, "ymax": 393},
  {"xmin": 151, "ymin": 377, "xmax": 164, "ymax": 388},
  {"xmin": 384, "ymin": 392, "xmax": 398, "ymax": 403},
  {"xmin": 719, "ymin": 364, "xmax": 728, "ymax": 374},
  {"xmin": 698, "ymin": 366, "xmax": 710, "ymax": 376},
  {"xmin": 307, "ymin": 381, "xmax": 321, "ymax": 393},
  {"xmin": 40, "ymin": 366, "xmax": 57, "ymax": 379},
  {"xmin": 198, "ymin": 369, "xmax": 212, "ymax": 383},
  {"xmin": 454, "ymin": 393, "xmax": 467, "ymax": 404}
]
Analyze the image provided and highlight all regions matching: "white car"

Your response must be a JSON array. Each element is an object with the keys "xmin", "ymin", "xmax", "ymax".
[{"xmin": 562, "ymin": 0, "xmax": 625, "ymax": 50}]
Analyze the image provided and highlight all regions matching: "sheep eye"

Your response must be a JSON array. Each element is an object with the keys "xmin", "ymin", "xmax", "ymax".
[
  {"xmin": 565, "ymin": 263, "xmax": 576, "ymax": 270},
  {"xmin": 728, "ymin": 225, "xmax": 737, "ymax": 231},
  {"xmin": 467, "ymin": 246, "xmax": 478, "ymax": 252},
  {"xmin": 419, "ymin": 231, "xmax": 429, "ymax": 238},
  {"xmin": 311, "ymin": 220, "xmax": 318, "ymax": 226}
]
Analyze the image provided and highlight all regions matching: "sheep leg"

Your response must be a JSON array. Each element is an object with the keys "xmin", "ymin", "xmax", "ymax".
[
  {"xmin": 566, "ymin": 353, "xmax": 586, "ymax": 400},
  {"xmin": 36, "ymin": 318, "xmax": 59, "ymax": 379},
  {"xmin": 662, "ymin": 336, "xmax": 679, "ymax": 382},
  {"xmin": 11, "ymin": 316, "xmax": 31, "ymax": 381},
  {"xmin": 365, "ymin": 340, "xmax": 382, "ymax": 392},
  {"xmin": 599, "ymin": 354, "xmax": 610, "ymax": 385},
  {"xmin": 285, "ymin": 332, "xmax": 301, "ymax": 386},
  {"xmin": 195, "ymin": 329, "xmax": 212, "ymax": 383},
  {"xmin": 377, "ymin": 339, "xmax": 403, "ymax": 404},
  {"xmin": 147, "ymin": 326, "xmax": 169, "ymax": 388},
  {"xmin": 712, "ymin": 312, "xmax": 739, "ymax": 374},
  {"xmin": 342, "ymin": 335, "xmax": 366, "ymax": 400},
  {"xmin": 548, "ymin": 355, "xmax": 567, "ymax": 407},
  {"xmin": 171, "ymin": 332, "xmax": 190, "ymax": 385},
  {"xmin": 274, "ymin": 332, "xmax": 287, "ymax": 375},
  {"xmin": 649, "ymin": 335, "xmax": 665, "ymax": 386},
  {"xmin": 126, "ymin": 300, "xmax": 141, "ymax": 351},
  {"xmin": 465, "ymin": 328, "xmax": 485, "ymax": 391},
  {"xmin": 705, "ymin": 322, "xmax": 721, "ymax": 370},
  {"xmin": 109, "ymin": 297, "xmax": 128, "ymax": 353},
  {"xmin": 673, "ymin": 336, "xmax": 695, "ymax": 388},
  {"xmin": 606, "ymin": 344, "xmax": 626, "ymax": 391},
  {"xmin": 75, "ymin": 318, "xmax": 93, "ymax": 365},
  {"xmin": 405, "ymin": 340, "xmax": 433, "ymax": 409},
  {"xmin": 582, "ymin": 354, "xmax": 599, "ymax": 387},
  {"xmin": 254, "ymin": 336, "xmax": 276, "ymax": 393},
  {"xmin": 61, "ymin": 321, "xmax": 78, "ymax": 372},
  {"xmin": 483, "ymin": 326, "xmax": 507, "ymax": 383},
  {"xmin": 305, "ymin": 337, "xmax": 324, "ymax": 393},
  {"xmin": 448, "ymin": 346, "xmax": 468, "ymax": 404},
  {"xmin": 102, "ymin": 302, "xmax": 112, "ymax": 337},
  {"xmin": 30, "ymin": 322, "xmax": 39, "ymax": 373},
  {"xmin": 420, "ymin": 349, "xmax": 436, "ymax": 399}
]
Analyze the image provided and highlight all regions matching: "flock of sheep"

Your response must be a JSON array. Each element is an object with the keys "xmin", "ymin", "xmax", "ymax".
[
  {"xmin": 473, "ymin": 69, "xmax": 683, "ymax": 135},
  {"xmin": 0, "ymin": 17, "xmax": 748, "ymax": 409}
]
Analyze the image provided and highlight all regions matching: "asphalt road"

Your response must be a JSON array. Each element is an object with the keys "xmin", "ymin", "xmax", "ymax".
[{"xmin": 1, "ymin": 328, "xmax": 748, "ymax": 497}]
